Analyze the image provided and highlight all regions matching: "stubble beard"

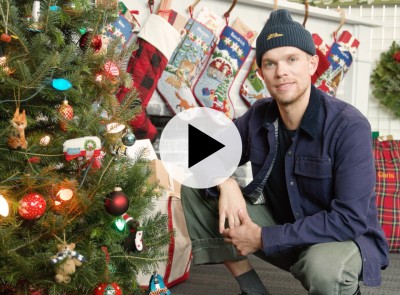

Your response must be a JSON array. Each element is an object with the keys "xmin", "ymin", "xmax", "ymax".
[{"xmin": 272, "ymin": 85, "xmax": 308, "ymax": 108}]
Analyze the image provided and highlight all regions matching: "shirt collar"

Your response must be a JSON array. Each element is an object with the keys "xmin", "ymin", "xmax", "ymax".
[
  {"xmin": 263, "ymin": 85, "xmax": 321, "ymax": 139},
  {"xmin": 299, "ymin": 85, "xmax": 321, "ymax": 139}
]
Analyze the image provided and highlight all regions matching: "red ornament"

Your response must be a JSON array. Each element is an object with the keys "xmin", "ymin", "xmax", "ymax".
[
  {"xmin": 104, "ymin": 187, "xmax": 129, "ymax": 216},
  {"xmin": 28, "ymin": 156, "xmax": 41, "ymax": 163},
  {"xmin": 79, "ymin": 32, "xmax": 102, "ymax": 52},
  {"xmin": 18, "ymin": 192, "xmax": 46, "ymax": 220},
  {"xmin": 393, "ymin": 51, "xmax": 400, "ymax": 63},
  {"xmin": 93, "ymin": 282, "xmax": 123, "ymax": 295},
  {"xmin": 1, "ymin": 33, "xmax": 11, "ymax": 42},
  {"xmin": 58, "ymin": 100, "xmax": 74, "ymax": 131},
  {"xmin": 103, "ymin": 61, "xmax": 120, "ymax": 77}
]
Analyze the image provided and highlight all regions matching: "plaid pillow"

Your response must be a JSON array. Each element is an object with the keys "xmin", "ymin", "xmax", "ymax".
[{"xmin": 374, "ymin": 139, "xmax": 400, "ymax": 252}]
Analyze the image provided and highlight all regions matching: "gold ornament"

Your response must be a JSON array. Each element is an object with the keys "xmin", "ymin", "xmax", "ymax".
[{"xmin": 58, "ymin": 100, "xmax": 74, "ymax": 131}]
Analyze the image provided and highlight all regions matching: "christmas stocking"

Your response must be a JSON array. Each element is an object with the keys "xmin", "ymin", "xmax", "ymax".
[
  {"xmin": 314, "ymin": 31, "xmax": 359, "ymax": 96},
  {"xmin": 193, "ymin": 18, "xmax": 257, "ymax": 119},
  {"xmin": 156, "ymin": 7, "xmax": 223, "ymax": 114},
  {"xmin": 239, "ymin": 48, "xmax": 269, "ymax": 107},
  {"xmin": 311, "ymin": 33, "xmax": 331, "ymax": 85},
  {"xmin": 118, "ymin": 1, "xmax": 140, "ymax": 31},
  {"xmin": 156, "ymin": 0, "xmax": 188, "ymax": 32},
  {"xmin": 115, "ymin": 14, "xmax": 181, "ymax": 141}
]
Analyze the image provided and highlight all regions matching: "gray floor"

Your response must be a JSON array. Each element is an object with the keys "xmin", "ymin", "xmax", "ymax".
[{"xmin": 170, "ymin": 253, "xmax": 400, "ymax": 295}]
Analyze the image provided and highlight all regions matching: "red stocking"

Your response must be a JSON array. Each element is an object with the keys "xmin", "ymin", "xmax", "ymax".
[{"xmin": 116, "ymin": 14, "xmax": 181, "ymax": 141}]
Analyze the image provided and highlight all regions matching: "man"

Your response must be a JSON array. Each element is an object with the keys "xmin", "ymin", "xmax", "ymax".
[{"xmin": 181, "ymin": 9, "xmax": 389, "ymax": 295}]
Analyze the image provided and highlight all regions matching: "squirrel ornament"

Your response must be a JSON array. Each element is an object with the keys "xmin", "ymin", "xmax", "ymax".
[{"xmin": 7, "ymin": 108, "xmax": 28, "ymax": 149}]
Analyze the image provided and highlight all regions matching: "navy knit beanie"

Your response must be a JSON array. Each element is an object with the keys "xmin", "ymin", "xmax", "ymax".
[{"xmin": 256, "ymin": 9, "xmax": 316, "ymax": 67}]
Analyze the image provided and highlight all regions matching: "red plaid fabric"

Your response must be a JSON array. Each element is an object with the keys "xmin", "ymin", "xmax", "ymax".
[
  {"xmin": 116, "ymin": 39, "xmax": 168, "ymax": 141},
  {"xmin": 374, "ymin": 139, "xmax": 400, "ymax": 252}
]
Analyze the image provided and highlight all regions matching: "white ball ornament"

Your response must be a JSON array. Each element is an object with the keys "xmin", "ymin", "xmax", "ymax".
[{"xmin": 39, "ymin": 135, "xmax": 51, "ymax": 146}]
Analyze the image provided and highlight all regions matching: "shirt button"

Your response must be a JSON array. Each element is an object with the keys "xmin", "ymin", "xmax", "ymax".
[
  {"xmin": 290, "ymin": 181, "xmax": 294, "ymax": 186},
  {"xmin": 288, "ymin": 150, "xmax": 292, "ymax": 156}
]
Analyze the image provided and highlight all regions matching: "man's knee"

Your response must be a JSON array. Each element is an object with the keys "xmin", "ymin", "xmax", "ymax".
[{"xmin": 291, "ymin": 244, "xmax": 360, "ymax": 294}]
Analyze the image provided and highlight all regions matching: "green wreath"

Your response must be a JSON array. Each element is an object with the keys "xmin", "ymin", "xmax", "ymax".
[{"xmin": 370, "ymin": 41, "xmax": 400, "ymax": 117}]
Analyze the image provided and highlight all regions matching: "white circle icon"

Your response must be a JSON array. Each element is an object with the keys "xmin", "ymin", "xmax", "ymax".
[{"xmin": 159, "ymin": 107, "xmax": 242, "ymax": 189}]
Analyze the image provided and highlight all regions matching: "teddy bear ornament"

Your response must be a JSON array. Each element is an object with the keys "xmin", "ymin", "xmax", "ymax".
[{"xmin": 49, "ymin": 234, "xmax": 86, "ymax": 284}]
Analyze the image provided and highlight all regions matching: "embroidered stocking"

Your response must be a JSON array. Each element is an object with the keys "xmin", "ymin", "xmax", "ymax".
[
  {"xmin": 115, "ymin": 14, "xmax": 181, "ymax": 141},
  {"xmin": 311, "ymin": 33, "xmax": 331, "ymax": 85},
  {"xmin": 239, "ymin": 49, "xmax": 269, "ymax": 107},
  {"xmin": 193, "ymin": 18, "xmax": 257, "ymax": 119},
  {"xmin": 314, "ymin": 31, "xmax": 359, "ymax": 96},
  {"xmin": 156, "ymin": 7, "xmax": 223, "ymax": 114}
]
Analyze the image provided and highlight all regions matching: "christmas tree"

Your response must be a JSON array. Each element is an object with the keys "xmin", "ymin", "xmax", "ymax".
[{"xmin": 0, "ymin": 1, "xmax": 170, "ymax": 294}]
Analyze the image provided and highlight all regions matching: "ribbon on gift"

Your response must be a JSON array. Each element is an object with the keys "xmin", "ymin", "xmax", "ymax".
[{"xmin": 337, "ymin": 30, "xmax": 359, "ymax": 57}]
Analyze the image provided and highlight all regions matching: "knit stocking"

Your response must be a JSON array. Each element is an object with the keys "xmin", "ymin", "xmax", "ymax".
[
  {"xmin": 239, "ymin": 49, "xmax": 269, "ymax": 107},
  {"xmin": 315, "ymin": 31, "xmax": 359, "ymax": 96},
  {"xmin": 116, "ymin": 14, "xmax": 181, "ymax": 141},
  {"xmin": 156, "ymin": 7, "xmax": 223, "ymax": 114},
  {"xmin": 193, "ymin": 18, "xmax": 257, "ymax": 119},
  {"xmin": 311, "ymin": 34, "xmax": 330, "ymax": 85}
]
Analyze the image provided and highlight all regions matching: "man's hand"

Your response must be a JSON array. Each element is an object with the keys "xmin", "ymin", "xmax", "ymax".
[
  {"xmin": 222, "ymin": 209, "xmax": 262, "ymax": 256},
  {"xmin": 218, "ymin": 178, "xmax": 247, "ymax": 233}
]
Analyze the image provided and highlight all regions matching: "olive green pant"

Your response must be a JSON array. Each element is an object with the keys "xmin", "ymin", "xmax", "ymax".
[{"xmin": 181, "ymin": 186, "xmax": 362, "ymax": 295}]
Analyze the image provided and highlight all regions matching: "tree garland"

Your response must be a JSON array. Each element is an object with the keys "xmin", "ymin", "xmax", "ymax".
[{"xmin": 370, "ymin": 41, "xmax": 400, "ymax": 117}]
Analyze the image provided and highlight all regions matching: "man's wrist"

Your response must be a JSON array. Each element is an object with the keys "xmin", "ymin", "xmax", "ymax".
[{"xmin": 217, "ymin": 178, "xmax": 236, "ymax": 191}]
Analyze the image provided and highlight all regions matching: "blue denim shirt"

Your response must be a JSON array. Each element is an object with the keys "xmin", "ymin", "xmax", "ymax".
[{"xmin": 234, "ymin": 86, "xmax": 389, "ymax": 286}]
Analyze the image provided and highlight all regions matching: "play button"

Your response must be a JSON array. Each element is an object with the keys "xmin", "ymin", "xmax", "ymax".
[
  {"xmin": 159, "ymin": 107, "xmax": 242, "ymax": 189},
  {"xmin": 188, "ymin": 124, "xmax": 225, "ymax": 168}
]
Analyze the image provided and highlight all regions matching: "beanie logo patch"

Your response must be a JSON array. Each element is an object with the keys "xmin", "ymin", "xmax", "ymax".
[{"xmin": 267, "ymin": 33, "xmax": 284, "ymax": 40}]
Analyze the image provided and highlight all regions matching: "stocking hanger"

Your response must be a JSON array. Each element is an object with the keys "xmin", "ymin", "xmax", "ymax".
[
  {"xmin": 188, "ymin": 0, "xmax": 201, "ymax": 18},
  {"xmin": 273, "ymin": 0, "xmax": 278, "ymax": 11},
  {"xmin": 333, "ymin": 9, "xmax": 346, "ymax": 40},
  {"xmin": 224, "ymin": 0, "xmax": 238, "ymax": 25},
  {"xmin": 303, "ymin": 0, "xmax": 309, "ymax": 27}
]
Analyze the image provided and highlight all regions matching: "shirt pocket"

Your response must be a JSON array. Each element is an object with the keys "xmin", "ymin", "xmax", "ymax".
[{"xmin": 295, "ymin": 156, "xmax": 333, "ymax": 209}]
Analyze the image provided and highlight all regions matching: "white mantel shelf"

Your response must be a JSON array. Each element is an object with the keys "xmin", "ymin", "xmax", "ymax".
[{"xmin": 219, "ymin": 0, "xmax": 382, "ymax": 27}]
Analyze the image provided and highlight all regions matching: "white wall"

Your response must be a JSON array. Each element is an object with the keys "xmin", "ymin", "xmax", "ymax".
[
  {"xmin": 348, "ymin": 4, "xmax": 400, "ymax": 139},
  {"xmin": 124, "ymin": 0, "xmax": 400, "ymax": 139}
]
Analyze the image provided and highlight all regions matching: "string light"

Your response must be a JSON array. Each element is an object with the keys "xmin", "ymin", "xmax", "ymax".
[
  {"xmin": 52, "ymin": 188, "xmax": 74, "ymax": 205},
  {"xmin": 114, "ymin": 218, "xmax": 126, "ymax": 231},
  {"xmin": 0, "ymin": 194, "xmax": 9, "ymax": 217}
]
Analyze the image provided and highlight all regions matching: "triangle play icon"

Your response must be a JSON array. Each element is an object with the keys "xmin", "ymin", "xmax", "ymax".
[{"xmin": 188, "ymin": 124, "xmax": 225, "ymax": 168}]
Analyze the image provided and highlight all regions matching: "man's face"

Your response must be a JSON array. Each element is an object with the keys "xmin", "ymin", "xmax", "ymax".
[{"xmin": 258, "ymin": 46, "xmax": 318, "ymax": 107}]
